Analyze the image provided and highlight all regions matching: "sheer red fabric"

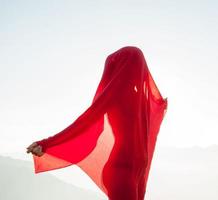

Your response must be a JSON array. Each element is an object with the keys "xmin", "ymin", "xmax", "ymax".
[{"xmin": 32, "ymin": 46, "xmax": 168, "ymax": 200}]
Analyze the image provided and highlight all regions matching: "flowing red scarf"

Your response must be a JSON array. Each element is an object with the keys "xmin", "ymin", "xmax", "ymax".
[{"xmin": 32, "ymin": 46, "xmax": 168, "ymax": 200}]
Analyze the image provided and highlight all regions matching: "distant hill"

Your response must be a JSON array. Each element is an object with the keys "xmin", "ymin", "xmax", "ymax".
[
  {"xmin": 0, "ymin": 155, "xmax": 104, "ymax": 200},
  {"xmin": 1, "ymin": 145, "xmax": 218, "ymax": 200}
]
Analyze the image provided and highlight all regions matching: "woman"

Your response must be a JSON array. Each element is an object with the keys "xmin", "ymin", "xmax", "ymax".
[{"xmin": 26, "ymin": 46, "xmax": 168, "ymax": 200}]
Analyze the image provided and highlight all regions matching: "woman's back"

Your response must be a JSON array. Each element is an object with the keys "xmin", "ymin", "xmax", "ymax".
[{"xmin": 31, "ymin": 46, "xmax": 168, "ymax": 200}]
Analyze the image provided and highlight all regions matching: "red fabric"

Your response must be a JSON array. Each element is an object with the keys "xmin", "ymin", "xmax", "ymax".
[{"xmin": 32, "ymin": 46, "xmax": 168, "ymax": 200}]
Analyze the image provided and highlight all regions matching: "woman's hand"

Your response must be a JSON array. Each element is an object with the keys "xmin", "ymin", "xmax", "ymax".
[{"xmin": 26, "ymin": 142, "xmax": 44, "ymax": 157}]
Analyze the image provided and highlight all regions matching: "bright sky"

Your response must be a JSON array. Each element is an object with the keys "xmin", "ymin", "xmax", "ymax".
[
  {"xmin": 1, "ymin": 0, "xmax": 217, "ymax": 194},
  {"xmin": 1, "ymin": 0, "xmax": 218, "ymax": 152}
]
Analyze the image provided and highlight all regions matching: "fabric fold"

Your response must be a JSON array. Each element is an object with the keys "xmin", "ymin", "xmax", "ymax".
[{"xmin": 32, "ymin": 46, "xmax": 168, "ymax": 199}]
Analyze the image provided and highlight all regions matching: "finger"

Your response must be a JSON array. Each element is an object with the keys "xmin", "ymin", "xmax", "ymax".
[
  {"xmin": 26, "ymin": 143, "xmax": 34, "ymax": 149},
  {"xmin": 27, "ymin": 146, "xmax": 35, "ymax": 152},
  {"xmin": 31, "ymin": 151, "xmax": 37, "ymax": 156},
  {"xmin": 31, "ymin": 142, "xmax": 38, "ymax": 148},
  {"xmin": 27, "ymin": 146, "xmax": 36, "ymax": 153},
  {"xmin": 32, "ymin": 147, "xmax": 40, "ymax": 155},
  {"xmin": 32, "ymin": 148, "xmax": 43, "ymax": 157},
  {"xmin": 27, "ymin": 142, "xmax": 38, "ymax": 150},
  {"xmin": 33, "ymin": 146, "xmax": 42, "ymax": 155},
  {"xmin": 32, "ymin": 146, "xmax": 39, "ymax": 152},
  {"xmin": 26, "ymin": 149, "xmax": 31, "ymax": 153},
  {"xmin": 35, "ymin": 145, "xmax": 42, "ymax": 152}
]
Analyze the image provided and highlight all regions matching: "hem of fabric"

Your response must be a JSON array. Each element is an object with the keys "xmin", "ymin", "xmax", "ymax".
[{"xmin": 33, "ymin": 152, "xmax": 74, "ymax": 174}]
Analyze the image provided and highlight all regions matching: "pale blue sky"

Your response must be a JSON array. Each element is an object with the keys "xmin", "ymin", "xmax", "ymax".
[{"xmin": 1, "ymin": 0, "xmax": 218, "ymax": 152}]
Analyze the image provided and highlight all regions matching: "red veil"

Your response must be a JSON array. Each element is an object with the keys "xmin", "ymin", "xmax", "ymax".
[{"xmin": 32, "ymin": 46, "xmax": 168, "ymax": 200}]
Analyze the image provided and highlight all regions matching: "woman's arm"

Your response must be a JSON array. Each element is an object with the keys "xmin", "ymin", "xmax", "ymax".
[
  {"xmin": 35, "ymin": 48, "xmax": 145, "ymax": 152},
  {"xmin": 35, "ymin": 55, "xmax": 130, "ymax": 152}
]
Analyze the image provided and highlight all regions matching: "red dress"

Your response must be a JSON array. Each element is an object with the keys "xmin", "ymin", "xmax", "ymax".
[{"xmin": 32, "ymin": 46, "xmax": 168, "ymax": 200}]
